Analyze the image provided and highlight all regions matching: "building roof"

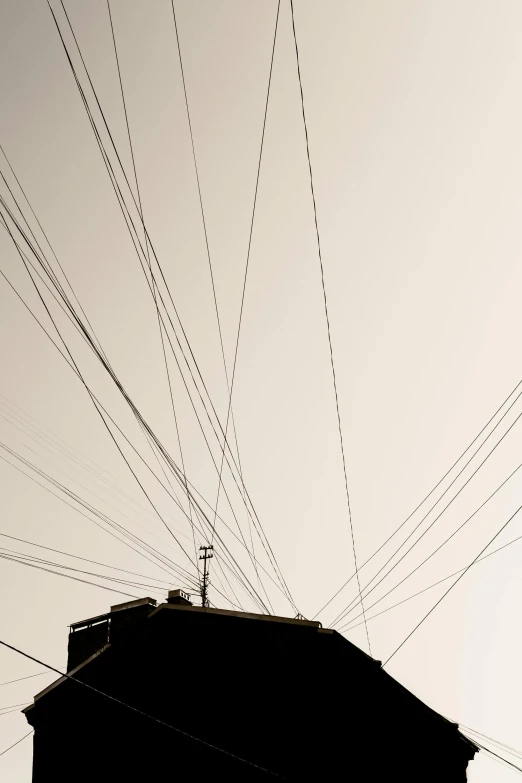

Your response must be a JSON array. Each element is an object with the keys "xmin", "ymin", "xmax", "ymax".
[
  {"xmin": 23, "ymin": 599, "xmax": 479, "ymax": 760},
  {"xmin": 24, "ymin": 604, "xmax": 323, "ymax": 711}
]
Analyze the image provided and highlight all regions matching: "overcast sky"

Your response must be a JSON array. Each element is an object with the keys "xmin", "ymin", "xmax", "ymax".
[{"xmin": 2, "ymin": 1, "xmax": 522, "ymax": 779}]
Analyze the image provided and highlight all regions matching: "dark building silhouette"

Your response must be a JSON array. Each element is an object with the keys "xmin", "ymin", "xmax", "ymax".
[{"xmin": 23, "ymin": 592, "xmax": 477, "ymax": 781}]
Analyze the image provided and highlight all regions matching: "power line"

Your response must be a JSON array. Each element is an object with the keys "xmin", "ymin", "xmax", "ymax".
[
  {"xmin": 210, "ymin": 0, "xmax": 280, "ymax": 547},
  {"xmin": 341, "ymin": 528, "xmax": 522, "ymax": 633},
  {"xmin": 0, "ymin": 396, "xmax": 191, "ymax": 535},
  {"xmin": 460, "ymin": 724, "xmax": 522, "ymax": 761},
  {"xmin": 0, "ymin": 707, "xmax": 31, "ymax": 717},
  {"xmin": 0, "ymin": 197, "xmax": 196, "ymax": 561},
  {"xmin": 42, "ymin": 4, "xmax": 220, "ymax": 571},
  {"xmin": 0, "ymin": 552, "xmax": 142, "ymax": 599},
  {"xmin": 0, "ymin": 261, "xmax": 270, "ymax": 611},
  {"xmin": 0, "ymin": 407, "xmax": 197, "ymax": 557},
  {"xmin": 465, "ymin": 736, "xmax": 522, "ymax": 775},
  {"xmin": 1, "ymin": 143, "xmax": 274, "ymax": 614},
  {"xmin": 0, "ymin": 671, "xmax": 57, "ymax": 689},
  {"xmin": 0, "ymin": 419, "xmax": 195, "ymax": 565},
  {"xmin": 337, "ymin": 452, "xmax": 522, "ymax": 631},
  {"xmin": 2, "ymin": 2, "xmax": 294, "ymax": 613},
  {"xmin": 46, "ymin": 0, "xmax": 294, "ymax": 613},
  {"xmin": 0, "ymin": 532, "xmax": 172, "ymax": 585},
  {"xmin": 289, "ymin": 0, "xmax": 368, "ymax": 650},
  {"xmin": 0, "ymin": 548, "xmax": 166, "ymax": 594},
  {"xmin": 383, "ymin": 501, "xmax": 522, "ymax": 667},
  {"xmin": 312, "ymin": 376, "xmax": 522, "ymax": 621},
  {"xmin": 0, "ymin": 143, "xmax": 110, "ymax": 366},
  {"xmin": 0, "ymin": 444, "xmax": 199, "ymax": 588},
  {"xmin": 0, "ymin": 637, "xmax": 284, "ymax": 778},
  {"xmin": 0, "ymin": 730, "xmax": 33, "ymax": 758},
  {"xmin": 330, "ymin": 388, "xmax": 522, "ymax": 630},
  {"xmin": 48, "ymin": 0, "xmax": 259, "ymax": 551},
  {"xmin": 2, "ymin": 202, "xmax": 201, "ymax": 579},
  {"xmin": 1, "ymin": 176, "xmax": 258, "ymax": 620},
  {"xmin": 0, "ymin": 265, "xmax": 285, "ymax": 611},
  {"xmin": 106, "ymin": 0, "xmax": 200, "ymax": 583},
  {"xmin": 0, "ymin": 702, "xmax": 32, "ymax": 713},
  {"xmin": 195, "ymin": 0, "xmax": 297, "ymax": 613},
  {"xmin": 171, "ymin": 0, "xmax": 265, "ymax": 602}
]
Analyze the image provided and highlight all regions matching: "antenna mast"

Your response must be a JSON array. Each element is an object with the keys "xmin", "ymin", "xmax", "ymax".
[{"xmin": 199, "ymin": 545, "xmax": 213, "ymax": 608}]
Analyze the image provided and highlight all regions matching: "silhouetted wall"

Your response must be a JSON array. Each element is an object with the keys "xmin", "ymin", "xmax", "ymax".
[{"xmin": 25, "ymin": 604, "xmax": 476, "ymax": 781}]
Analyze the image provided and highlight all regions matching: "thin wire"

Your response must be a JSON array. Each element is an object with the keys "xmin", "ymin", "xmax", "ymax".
[
  {"xmin": 466, "ymin": 737, "xmax": 522, "ymax": 774},
  {"xmin": 0, "ymin": 444, "xmax": 198, "ymax": 587},
  {"xmin": 0, "ymin": 239, "xmax": 265, "ymax": 610},
  {"xmin": 7, "ymin": 9, "xmax": 288, "ymax": 612},
  {"xmin": 0, "ymin": 396, "xmax": 191, "ymax": 534},
  {"xmin": 0, "ymin": 143, "xmax": 110, "ymax": 365},
  {"xmin": 460, "ymin": 724, "xmax": 522, "ymax": 760},
  {"xmin": 0, "ymin": 393, "xmax": 181, "ymax": 526},
  {"xmin": 0, "ymin": 552, "xmax": 142, "ymax": 599},
  {"xmin": 0, "ymin": 702, "xmax": 32, "ymax": 712},
  {"xmin": 331, "ymin": 394, "xmax": 522, "ymax": 630},
  {"xmin": 0, "ymin": 638, "xmax": 284, "ymax": 778},
  {"xmin": 106, "ymin": 0, "xmax": 200, "ymax": 584},
  {"xmin": 1, "ymin": 140, "xmax": 271, "ymax": 613},
  {"xmin": 21, "ymin": 19, "xmax": 280, "ymax": 620},
  {"xmin": 43, "ymin": 4, "xmax": 207, "ymax": 573},
  {"xmin": 210, "ymin": 0, "xmax": 281, "ymax": 551},
  {"xmin": 0, "ymin": 707, "xmax": 31, "ymax": 717},
  {"xmin": 311, "ymin": 376, "xmax": 522, "ymax": 621},
  {"xmin": 342, "ymin": 528, "xmax": 522, "ymax": 632},
  {"xmin": 288, "ymin": 0, "xmax": 368, "ymax": 651},
  {"xmin": 41, "ymin": 4, "xmax": 292, "ymax": 608},
  {"xmin": 170, "ymin": 0, "xmax": 265, "ymax": 602},
  {"xmin": 0, "ymin": 265, "xmax": 278, "ymax": 610},
  {"xmin": 383, "ymin": 501, "xmax": 522, "ymax": 666},
  {"xmin": 0, "ymin": 730, "xmax": 33, "ymax": 757},
  {"xmin": 0, "ymin": 672, "xmax": 54, "ymax": 689},
  {"xmin": 0, "ymin": 201, "xmax": 198, "ymax": 578},
  {"xmin": 0, "ymin": 548, "xmax": 166, "ymax": 594},
  {"xmin": 0, "ymin": 532, "xmax": 171, "ymax": 585},
  {"xmin": 51, "ymin": 0, "xmax": 247, "ymax": 537},
  {"xmin": 338, "ymin": 451, "xmax": 522, "ymax": 631},
  {"xmin": 0, "ymin": 407, "xmax": 196, "ymax": 558}
]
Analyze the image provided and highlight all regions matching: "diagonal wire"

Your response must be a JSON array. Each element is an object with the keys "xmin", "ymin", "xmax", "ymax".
[
  {"xmin": 45, "ymin": 1, "xmax": 291, "ymax": 608},
  {"xmin": 186, "ymin": 0, "xmax": 297, "ymax": 613},
  {"xmin": 7, "ymin": 5, "xmax": 287, "ymax": 612},
  {"xmin": 0, "ymin": 143, "xmax": 110, "ymax": 367},
  {"xmin": 0, "ymin": 259, "xmax": 278, "ymax": 611},
  {"xmin": 106, "ymin": 0, "xmax": 200, "ymax": 586},
  {"xmin": 209, "ymin": 0, "xmax": 281, "ymax": 542},
  {"xmin": 342, "ymin": 529, "xmax": 522, "ymax": 633},
  {"xmin": 331, "ymin": 394, "xmax": 522, "ymax": 630},
  {"xmin": 170, "ymin": 0, "xmax": 267, "ymax": 606},
  {"xmin": 0, "ymin": 638, "xmax": 284, "ymax": 777},
  {"xmin": 465, "ymin": 737, "xmax": 522, "ymax": 774},
  {"xmin": 383, "ymin": 502, "xmax": 522, "ymax": 666},
  {"xmin": 460, "ymin": 725, "xmax": 522, "ymax": 760},
  {"xmin": 311, "ymin": 377, "xmax": 522, "ymax": 622},
  {"xmin": 289, "ymin": 0, "xmax": 369, "ymax": 651},
  {"xmin": 0, "ymin": 730, "xmax": 33, "ymax": 757}
]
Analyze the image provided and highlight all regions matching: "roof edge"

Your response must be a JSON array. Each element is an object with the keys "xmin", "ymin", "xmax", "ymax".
[
  {"xmin": 22, "ymin": 643, "xmax": 111, "ymax": 713},
  {"xmin": 148, "ymin": 603, "xmax": 322, "ymax": 628}
]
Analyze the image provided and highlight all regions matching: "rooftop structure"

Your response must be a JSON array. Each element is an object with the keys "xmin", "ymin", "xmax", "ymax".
[{"xmin": 24, "ymin": 595, "xmax": 477, "ymax": 781}]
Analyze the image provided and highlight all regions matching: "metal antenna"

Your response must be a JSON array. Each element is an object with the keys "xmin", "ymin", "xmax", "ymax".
[{"xmin": 199, "ymin": 545, "xmax": 213, "ymax": 608}]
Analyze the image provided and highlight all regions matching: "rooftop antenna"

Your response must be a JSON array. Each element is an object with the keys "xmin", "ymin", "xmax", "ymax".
[{"xmin": 199, "ymin": 545, "xmax": 213, "ymax": 608}]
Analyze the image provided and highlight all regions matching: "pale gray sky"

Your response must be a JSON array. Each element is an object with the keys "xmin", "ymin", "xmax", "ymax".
[{"xmin": 2, "ymin": 1, "xmax": 522, "ymax": 779}]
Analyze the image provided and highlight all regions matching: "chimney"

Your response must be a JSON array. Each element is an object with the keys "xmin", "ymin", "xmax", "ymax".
[
  {"xmin": 167, "ymin": 589, "xmax": 192, "ymax": 606},
  {"xmin": 67, "ymin": 597, "xmax": 157, "ymax": 671}
]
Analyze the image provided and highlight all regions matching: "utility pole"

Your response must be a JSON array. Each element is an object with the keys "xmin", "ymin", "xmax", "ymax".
[{"xmin": 199, "ymin": 545, "xmax": 213, "ymax": 608}]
